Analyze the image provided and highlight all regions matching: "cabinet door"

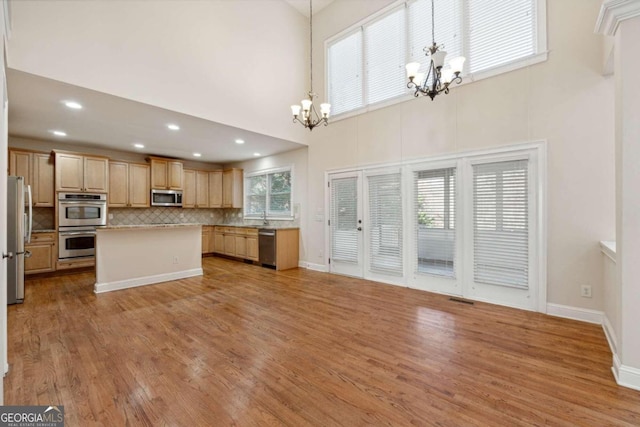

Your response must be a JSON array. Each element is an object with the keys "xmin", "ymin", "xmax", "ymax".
[
  {"xmin": 202, "ymin": 228, "xmax": 210, "ymax": 254},
  {"xmin": 129, "ymin": 163, "xmax": 150, "ymax": 208},
  {"xmin": 224, "ymin": 234, "xmax": 236, "ymax": 256},
  {"xmin": 151, "ymin": 159, "xmax": 168, "ymax": 189},
  {"xmin": 84, "ymin": 157, "xmax": 109, "ymax": 193},
  {"xmin": 25, "ymin": 243, "xmax": 55, "ymax": 274},
  {"xmin": 209, "ymin": 229, "xmax": 217, "ymax": 253},
  {"xmin": 209, "ymin": 170, "xmax": 223, "ymax": 208},
  {"xmin": 9, "ymin": 150, "xmax": 32, "ymax": 186},
  {"xmin": 108, "ymin": 162, "xmax": 129, "ymax": 207},
  {"xmin": 183, "ymin": 170, "xmax": 196, "ymax": 208},
  {"xmin": 246, "ymin": 236, "xmax": 259, "ymax": 261},
  {"xmin": 196, "ymin": 171, "xmax": 209, "ymax": 208},
  {"xmin": 223, "ymin": 169, "xmax": 243, "ymax": 208},
  {"xmin": 213, "ymin": 232, "xmax": 224, "ymax": 253},
  {"xmin": 32, "ymin": 153, "xmax": 54, "ymax": 207},
  {"xmin": 55, "ymin": 152, "xmax": 84, "ymax": 192},
  {"xmin": 235, "ymin": 235, "xmax": 247, "ymax": 258},
  {"xmin": 168, "ymin": 161, "xmax": 183, "ymax": 190}
]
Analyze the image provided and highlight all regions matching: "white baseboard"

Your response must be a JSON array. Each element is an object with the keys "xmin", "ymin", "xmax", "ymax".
[
  {"xmin": 546, "ymin": 303, "xmax": 603, "ymax": 324},
  {"xmin": 613, "ymin": 354, "xmax": 640, "ymax": 391},
  {"xmin": 94, "ymin": 268, "xmax": 203, "ymax": 294},
  {"xmin": 602, "ymin": 314, "xmax": 618, "ymax": 356},
  {"xmin": 301, "ymin": 261, "xmax": 328, "ymax": 272}
]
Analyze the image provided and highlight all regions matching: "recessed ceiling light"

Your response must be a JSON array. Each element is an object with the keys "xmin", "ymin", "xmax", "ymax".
[
  {"xmin": 50, "ymin": 130, "xmax": 67, "ymax": 137},
  {"xmin": 63, "ymin": 101, "xmax": 83, "ymax": 109},
  {"xmin": 167, "ymin": 124, "xmax": 180, "ymax": 131},
  {"xmin": 253, "ymin": 152, "xmax": 261, "ymax": 157},
  {"xmin": 133, "ymin": 143, "xmax": 145, "ymax": 149},
  {"xmin": 193, "ymin": 153, "xmax": 202, "ymax": 157},
  {"xmin": 235, "ymin": 139, "xmax": 245, "ymax": 144}
]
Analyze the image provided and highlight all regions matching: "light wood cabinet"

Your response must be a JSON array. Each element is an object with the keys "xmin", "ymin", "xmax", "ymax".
[
  {"xmin": 149, "ymin": 157, "xmax": 183, "ymax": 190},
  {"xmin": 109, "ymin": 161, "xmax": 150, "ymax": 208},
  {"xmin": 222, "ymin": 168, "xmax": 243, "ymax": 208},
  {"xmin": 55, "ymin": 151, "xmax": 109, "ymax": 193},
  {"xmin": 25, "ymin": 232, "xmax": 56, "ymax": 274},
  {"xmin": 201, "ymin": 226, "xmax": 211, "ymax": 255},
  {"xmin": 209, "ymin": 170, "xmax": 223, "ymax": 208},
  {"xmin": 32, "ymin": 153, "xmax": 55, "ymax": 206},
  {"xmin": 274, "ymin": 228, "xmax": 300, "ymax": 271},
  {"xmin": 9, "ymin": 150, "xmax": 55, "ymax": 206},
  {"xmin": 184, "ymin": 169, "xmax": 212, "ymax": 208},
  {"xmin": 213, "ymin": 226, "xmax": 259, "ymax": 262}
]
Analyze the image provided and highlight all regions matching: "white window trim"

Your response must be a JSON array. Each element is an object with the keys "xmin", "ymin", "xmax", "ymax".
[
  {"xmin": 324, "ymin": 0, "xmax": 548, "ymax": 123},
  {"xmin": 244, "ymin": 165, "xmax": 294, "ymax": 221}
]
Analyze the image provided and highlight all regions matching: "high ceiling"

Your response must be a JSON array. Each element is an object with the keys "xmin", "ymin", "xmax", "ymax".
[
  {"xmin": 284, "ymin": 0, "xmax": 335, "ymax": 16},
  {"xmin": 7, "ymin": 69, "xmax": 306, "ymax": 164}
]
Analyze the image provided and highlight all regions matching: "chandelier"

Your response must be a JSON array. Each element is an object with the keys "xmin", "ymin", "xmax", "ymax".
[
  {"xmin": 405, "ymin": 0, "xmax": 466, "ymax": 100},
  {"xmin": 291, "ymin": 0, "xmax": 330, "ymax": 131}
]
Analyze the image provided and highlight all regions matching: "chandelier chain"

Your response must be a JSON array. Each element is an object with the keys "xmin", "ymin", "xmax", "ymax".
[
  {"xmin": 309, "ymin": 0, "xmax": 313, "ymax": 93},
  {"xmin": 431, "ymin": 0, "xmax": 435, "ymax": 45}
]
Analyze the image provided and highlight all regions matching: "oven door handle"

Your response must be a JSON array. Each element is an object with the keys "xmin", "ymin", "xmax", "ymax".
[
  {"xmin": 59, "ymin": 201, "xmax": 106, "ymax": 205},
  {"xmin": 60, "ymin": 231, "xmax": 97, "ymax": 236}
]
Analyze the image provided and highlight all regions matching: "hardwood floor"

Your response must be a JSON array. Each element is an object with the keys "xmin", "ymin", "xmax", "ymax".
[{"xmin": 5, "ymin": 257, "xmax": 640, "ymax": 426}]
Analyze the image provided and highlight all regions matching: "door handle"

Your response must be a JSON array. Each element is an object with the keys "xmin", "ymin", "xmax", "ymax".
[{"xmin": 2, "ymin": 252, "xmax": 14, "ymax": 260}]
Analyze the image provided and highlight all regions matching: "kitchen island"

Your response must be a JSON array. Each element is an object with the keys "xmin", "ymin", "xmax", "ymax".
[{"xmin": 94, "ymin": 223, "xmax": 203, "ymax": 293}]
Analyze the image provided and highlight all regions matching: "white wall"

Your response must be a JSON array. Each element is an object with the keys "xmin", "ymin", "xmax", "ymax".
[
  {"xmin": 7, "ymin": 0, "xmax": 310, "ymax": 145},
  {"xmin": 301, "ymin": 0, "xmax": 615, "ymax": 310},
  {"xmin": 230, "ymin": 147, "xmax": 308, "ymax": 262}
]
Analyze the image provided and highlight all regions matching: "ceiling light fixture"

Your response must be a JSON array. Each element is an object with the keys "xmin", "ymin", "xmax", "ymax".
[
  {"xmin": 63, "ymin": 101, "xmax": 83, "ymax": 109},
  {"xmin": 253, "ymin": 152, "xmax": 261, "ymax": 157},
  {"xmin": 235, "ymin": 139, "xmax": 245, "ymax": 144},
  {"xmin": 193, "ymin": 153, "xmax": 202, "ymax": 157},
  {"xmin": 133, "ymin": 143, "xmax": 145, "ymax": 149},
  {"xmin": 50, "ymin": 130, "xmax": 67, "ymax": 137},
  {"xmin": 405, "ymin": 0, "xmax": 466, "ymax": 100},
  {"xmin": 290, "ymin": 0, "xmax": 330, "ymax": 131},
  {"xmin": 167, "ymin": 124, "xmax": 180, "ymax": 131}
]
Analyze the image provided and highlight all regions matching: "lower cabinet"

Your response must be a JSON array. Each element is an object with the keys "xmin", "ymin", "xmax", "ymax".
[
  {"xmin": 201, "ymin": 226, "xmax": 212, "ymax": 254},
  {"xmin": 212, "ymin": 226, "xmax": 259, "ymax": 261},
  {"xmin": 25, "ymin": 232, "xmax": 57, "ymax": 274}
]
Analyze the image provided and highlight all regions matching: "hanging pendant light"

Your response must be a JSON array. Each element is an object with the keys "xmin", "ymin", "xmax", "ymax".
[
  {"xmin": 291, "ymin": 0, "xmax": 330, "ymax": 131},
  {"xmin": 406, "ymin": 0, "xmax": 466, "ymax": 100}
]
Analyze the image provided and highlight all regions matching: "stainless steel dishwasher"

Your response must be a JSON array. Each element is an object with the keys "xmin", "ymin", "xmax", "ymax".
[{"xmin": 258, "ymin": 229, "xmax": 276, "ymax": 268}]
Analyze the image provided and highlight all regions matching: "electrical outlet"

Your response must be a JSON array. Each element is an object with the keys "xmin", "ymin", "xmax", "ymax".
[
  {"xmin": 173, "ymin": 256, "xmax": 179, "ymax": 264},
  {"xmin": 580, "ymin": 285, "xmax": 592, "ymax": 298}
]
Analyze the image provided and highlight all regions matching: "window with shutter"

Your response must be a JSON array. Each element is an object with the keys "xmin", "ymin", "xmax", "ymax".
[
  {"xmin": 367, "ymin": 171, "xmax": 403, "ymax": 276},
  {"xmin": 473, "ymin": 159, "xmax": 529, "ymax": 288},
  {"xmin": 414, "ymin": 167, "xmax": 456, "ymax": 277},
  {"xmin": 328, "ymin": 30, "xmax": 363, "ymax": 115},
  {"xmin": 330, "ymin": 176, "xmax": 359, "ymax": 263}
]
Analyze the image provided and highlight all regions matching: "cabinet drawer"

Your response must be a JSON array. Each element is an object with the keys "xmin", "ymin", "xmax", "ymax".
[
  {"xmin": 30, "ymin": 232, "xmax": 56, "ymax": 243},
  {"xmin": 245, "ymin": 228, "xmax": 259, "ymax": 236}
]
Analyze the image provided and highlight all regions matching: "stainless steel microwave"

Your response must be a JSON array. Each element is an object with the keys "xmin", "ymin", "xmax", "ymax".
[{"xmin": 151, "ymin": 189, "xmax": 183, "ymax": 207}]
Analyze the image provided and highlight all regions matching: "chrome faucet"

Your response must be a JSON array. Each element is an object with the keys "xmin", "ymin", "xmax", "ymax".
[{"xmin": 263, "ymin": 210, "xmax": 268, "ymax": 226}]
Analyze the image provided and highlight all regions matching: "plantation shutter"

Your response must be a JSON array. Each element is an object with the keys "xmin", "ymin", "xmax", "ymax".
[
  {"xmin": 473, "ymin": 159, "xmax": 529, "ymax": 288},
  {"xmin": 364, "ymin": 7, "xmax": 406, "ymax": 104},
  {"xmin": 328, "ymin": 31, "xmax": 363, "ymax": 115},
  {"xmin": 414, "ymin": 167, "xmax": 456, "ymax": 277},
  {"xmin": 408, "ymin": 0, "xmax": 462, "ymax": 77},
  {"xmin": 367, "ymin": 171, "xmax": 403, "ymax": 275},
  {"xmin": 468, "ymin": 0, "xmax": 536, "ymax": 73},
  {"xmin": 330, "ymin": 176, "xmax": 359, "ymax": 263}
]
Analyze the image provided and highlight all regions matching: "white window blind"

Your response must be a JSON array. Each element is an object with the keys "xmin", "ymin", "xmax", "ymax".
[
  {"xmin": 328, "ymin": 31, "xmax": 363, "ymax": 115},
  {"xmin": 414, "ymin": 167, "xmax": 456, "ymax": 277},
  {"xmin": 367, "ymin": 171, "xmax": 403, "ymax": 275},
  {"xmin": 365, "ymin": 7, "xmax": 406, "ymax": 104},
  {"xmin": 473, "ymin": 159, "xmax": 529, "ymax": 288},
  {"xmin": 244, "ymin": 168, "xmax": 292, "ymax": 219},
  {"xmin": 408, "ymin": 0, "xmax": 462, "ymax": 83},
  {"xmin": 330, "ymin": 176, "xmax": 359, "ymax": 263},
  {"xmin": 468, "ymin": 0, "xmax": 536, "ymax": 73}
]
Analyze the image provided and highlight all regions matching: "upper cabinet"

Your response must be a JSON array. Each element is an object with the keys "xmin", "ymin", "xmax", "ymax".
[
  {"xmin": 183, "ymin": 170, "xmax": 213, "ymax": 208},
  {"xmin": 109, "ymin": 161, "xmax": 150, "ymax": 208},
  {"xmin": 55, "ymin": 151, "xmax": 109, "ymax": 193},
  {"xmin": 9, "ymin": 149, "xmax": 55, "ymax": 206},
  {"xmin": 149, "ymin": 157, "xmax": 183, "ymax": 190},
  {"xmin": 209, "ymin": 170, "xmax": 223, "ymax": 208},
  {"xmin": 222, "ymin": 168, "xmax": 243, "ymax": 208}
]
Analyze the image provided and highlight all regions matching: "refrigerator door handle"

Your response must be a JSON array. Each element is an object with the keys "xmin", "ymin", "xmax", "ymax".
[{"xmin": 26, "ymin": 185, "xmax": 32, "ymax": 244}]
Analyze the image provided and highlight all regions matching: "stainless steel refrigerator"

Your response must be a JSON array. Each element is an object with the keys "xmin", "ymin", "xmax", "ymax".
[{"xmin": 7, "ymin": 176, "xmax": 32, "ymax": 305}]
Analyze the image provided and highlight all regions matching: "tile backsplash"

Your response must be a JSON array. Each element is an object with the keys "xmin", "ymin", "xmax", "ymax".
[
  {"xmin": 108, "ymin": 207, "xmax": 224, "ymax": 225},
  {"xmin": 32, "ymin": 208, "xmax": 54, "ymax": 230}
]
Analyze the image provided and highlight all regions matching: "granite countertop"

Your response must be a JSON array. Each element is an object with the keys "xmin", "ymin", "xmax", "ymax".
[
  {"xmin": 214, "ymin": 224, "xmax": 299, "ymax": 230},
  {"xmin": 100, "ymin": 223, "xmax": 203, "ymax": 230},
  {"xmin": 32, "ymin": 229, "xmax": 56, "ymax": 233}
]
